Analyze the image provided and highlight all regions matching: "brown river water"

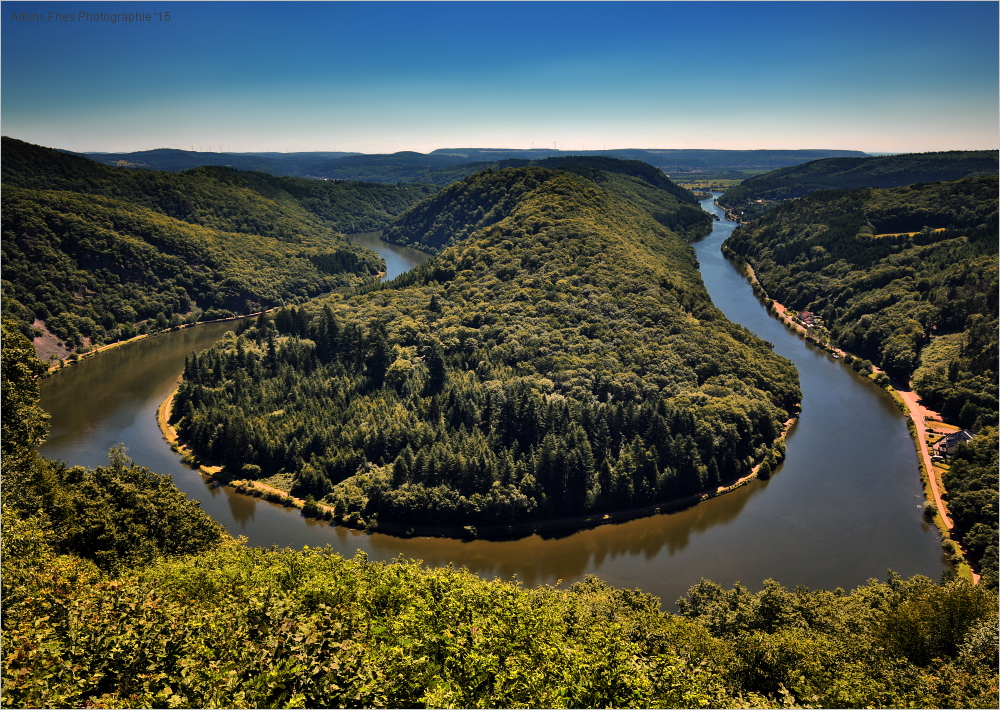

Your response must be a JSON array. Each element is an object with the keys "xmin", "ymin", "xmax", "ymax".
[{"xmin": 39, "ymin": 202, "xmax": 945, "ymax": 608}]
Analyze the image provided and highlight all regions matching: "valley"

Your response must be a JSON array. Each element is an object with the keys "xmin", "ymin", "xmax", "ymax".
[{"xmin": 5, "ymin": 142, "xmax": 996, "ymax": 708}]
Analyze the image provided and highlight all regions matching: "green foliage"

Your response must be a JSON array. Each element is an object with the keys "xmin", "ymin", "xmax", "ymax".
[
  {"xmin": 721, "ymin": 150, "xmax": 998, "ymax": 221},
  {"xmin": 381, "ymin": 159, "xmax": 711, "ymax": 253},
  {"xmin": 942, "ymin": 428, "xmax": 999, "ymax": 590},
  {"xmin": 0, "ymin": 326, "xmax": 224, "ymax": 570},
  {"xmin": 1, "ymin": 137, "xmax": 436, "ymax": 346},
  {"xmin": 676, "ymin": 573, "xmax": 999, "ymax": 707},
  {"xmin": 0, "ymin": 322, "xmax": 49, "ymax": 470},
  {"xmin": 3, "ymin": 538, "xmax": 996, "ymax": 708},
  {"xmin": 174, "ymin": 167, "xmax": 798, "ymax": 528},
  {"xmin": 724, "ymin": 178, "xmax": 998, "ymax": 591},
  {"xmin": 79, "ymin": 147, "xmax": 360, "ymax": 176},
  {"xmin": 724, "ymin": 177, "xmax": 997, "ymax": 415},
  {"xmin": 2, "ymin": 137, "xmax": 435, "ymax": 238},
  {"xmin": 1, "ymin": 186, "xmax": 381, "ymax": 347}
]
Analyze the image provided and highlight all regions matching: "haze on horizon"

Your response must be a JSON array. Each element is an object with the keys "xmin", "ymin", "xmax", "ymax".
[{"xmin": 2, "ymin": 1, "xmax": 997, "ymax": 156}]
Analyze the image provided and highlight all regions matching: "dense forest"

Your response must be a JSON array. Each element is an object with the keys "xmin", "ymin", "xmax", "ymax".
[
  {"xmin": 171, "ymin": 165, "xmax": 799, "ymax": 530},
  {"xmin": 1, "ymin": 137, "xmax": 434, "ymax": 352},
  {"xmin": 723, "ymin": 176, "xmax": 998, "ymax": 585},
  {"xmin": 3, "ymin": 324, "xmax": 998, "ymax": 708},
  {"xmin": 380, "ymin": 156, "xmax": 711, "ymax": 250},
  {"xmin": 721, "ymin": 150, "xmax": 998, "ymax": 221}
]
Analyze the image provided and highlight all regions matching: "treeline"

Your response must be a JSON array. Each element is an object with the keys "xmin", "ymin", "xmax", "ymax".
[
  {"xmin": 3, "ymin": 325, "xmax": 998, "ymax": 708},
  {"xmin": 172, "ymin": 166, "xmax": 798, "ymax": 529},
  {"xmin": 1, "ymin": 137, "xmax": 434, "ymax": 351},
  {"xmin": 721, "ymin": 150, "xmax": 998, "ymax": 221},
  {"xmin": 723, "ymin": 177, "xmax": 998, "ymax": 587}
]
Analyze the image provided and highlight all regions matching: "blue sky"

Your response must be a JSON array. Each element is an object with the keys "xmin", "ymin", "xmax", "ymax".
[{"xmin": 3, "ymin": 1, "xmax": 997, "ymax": 154}]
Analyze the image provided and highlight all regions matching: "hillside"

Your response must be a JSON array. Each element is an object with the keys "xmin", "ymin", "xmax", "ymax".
[
  {"xmin": 3, "ymin": 323, "xmax": 997, "ymax": 709},
  {"xmin": 380, "ymin": 157, "xmax": 711, "ymax": 251},
  {"xmin": 1, "ymin": 138, "xmax": 433, "ymax": 356},
  {"xmin": 289, "ymin": 148, "xmax": 870, "ymax": 185},
  {"xmin": 72, "ymin": 148, "xmax": 360, "ymax": 176},
  {"xmin": 432, "ymin": 147, "xmax": 868, "ymax": 172},
  {"xmin": 719, "ymin": 150, "xmax": 999, "ymax": 221},
  {"xmin": 171, "ymin": 166, "xmax": 799, "ymax": 530},
  {"xmin": 302, "ymin": 151, "xmax": 485, "ymax": 183},
  {"xmin": 723, "ymin": 177, "xmax": 998, "ymax": 584}
]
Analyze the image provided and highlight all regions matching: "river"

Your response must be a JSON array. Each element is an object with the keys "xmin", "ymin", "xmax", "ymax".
[{"xmin": 39, "ymin": 209, "xmax": 945, "ymax": 608}]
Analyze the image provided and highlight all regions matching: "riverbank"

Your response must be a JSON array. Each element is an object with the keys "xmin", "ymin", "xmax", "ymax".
[
  {"xmin": 157, "ymin": 384, "xmax": 798, "ymax": 541},
  {"xmin": 41, "ymin": 309, "xmax": 276, "ymax": 377},
  {"xmin": 722, "ymin": 249, "xmax": 978, "ymax": 583}
]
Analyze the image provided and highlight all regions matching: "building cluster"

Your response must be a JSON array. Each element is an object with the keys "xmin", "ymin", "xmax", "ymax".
[
  {"xmin": 932, "ymin": 429, "xmax": 974, "ymax": 460},
  {"xmin": 798, "ymin": 310, "xmax": 820, "ymax": 327}
]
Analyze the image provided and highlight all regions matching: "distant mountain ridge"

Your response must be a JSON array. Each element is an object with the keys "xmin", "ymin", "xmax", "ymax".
[
  {"xmin": 21, "ymin": 137, "xmax": 866, "ymax": 184},
  {"xmin": 720, "ymin": 150, "xmax": 999, "ymax": 221},
  {"xmin": 67, "ymin": 148, "xmax": 360, "ymax": 175}
]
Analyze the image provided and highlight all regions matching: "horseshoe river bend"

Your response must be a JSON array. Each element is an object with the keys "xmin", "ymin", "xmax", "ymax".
[{"xmin": 39, "ymin": 198, "xmax": 945, "ymax": 608}]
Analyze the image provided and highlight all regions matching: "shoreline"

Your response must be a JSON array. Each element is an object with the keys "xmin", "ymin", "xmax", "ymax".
[
  {"xmin": 723, "ymin": 249, "xmax": 979, "ymax": 583},
  {"xmin": 40, "ymin": 309, "xmax": 278, "ymax": 377},
  {"xmin": 157, "ymin": 384, "xmax": 798, "ymax": 542}
]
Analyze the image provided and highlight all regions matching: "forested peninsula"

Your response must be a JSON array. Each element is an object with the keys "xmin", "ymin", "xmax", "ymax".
[
  {"xmin": 4, "ymin": 323, "xmax": 998, "ymax": 708},
  {"xmin": 723, "ymin": 176, "xmax": 998, "ymax": 588},
  {"xmin": 720, "ymin": 150, "xmax": 998, "ymax": 221},
  {"xmin": 170, "ymin": 164, "xmax": 800, "ymax": 532},
  {"xmin": 1, "ymin": 137, "xmax": 434, "ymax": 355}
]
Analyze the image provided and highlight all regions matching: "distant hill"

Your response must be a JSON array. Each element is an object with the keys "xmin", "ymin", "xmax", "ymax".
[
  {"xmin": 1, "ymin": 137, "xmax": 433, "ymax": 356},
  {"xmin": 432, "ymin": 147, "xmax": 869, "ymax": 173},
  {"xmin": 302, "ymin": 151, "xmax": 493, "ymax": 184},
  {"xmin": 306, "ymin": 148, "xmax": 869, "ymax": 185},
  {"xmin": 720, "ymin": 150, "xmax": 999, "ymax": 221},
  {"xmin": 381, "ymin": 156, "xmax": 712, "ymax": 252},
  {"xmin": 28, "ymin": 141, "xmax": 869, "ymax": 185},
  {"xmin": 74, "ymin": 148, "xmax": 360, "ymax": 175}
]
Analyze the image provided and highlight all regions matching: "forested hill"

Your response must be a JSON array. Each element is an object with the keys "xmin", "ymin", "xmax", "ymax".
[
  {"xmin": 723, "ymin": 177, "xmax": 998, "ymax": 586},
  {"xmin": 74, "ymin": 148, "xmax": 359, "ymax": 175},
  {"xmin": 380, "ymin": 158, "xmax": 712, "ymax": 252},
  {"xmin": 172, "ymin": 166, "xmax": 800, "ymax": 531},
  {"xmin": 1, "ymin": 137, "xmax": 432, "ymax": 355},
  {"xmin": 3, "ymin": 137, "xmax": 437, "ymax": 237},
  {"xmin": 301, "ymin": 149, "xmax": 868, "ymax": 188},
  {"xmin": 4, "ymin": 324, "xmax": 997, "ymax": 708},
  {"xmin": 720, "ymin": 150, "xmax": 998, "ymax": 221}
]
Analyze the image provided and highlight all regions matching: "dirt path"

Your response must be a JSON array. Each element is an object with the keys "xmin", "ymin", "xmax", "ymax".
[{"xmin": 896, "ymin": 388, "xmax": 953, "ymax": 529}]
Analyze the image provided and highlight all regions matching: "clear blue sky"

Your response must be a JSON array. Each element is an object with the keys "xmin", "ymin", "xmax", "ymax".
[{"xmin": 3, "ymin": 1, "xmax": 997, "ymax": 154}]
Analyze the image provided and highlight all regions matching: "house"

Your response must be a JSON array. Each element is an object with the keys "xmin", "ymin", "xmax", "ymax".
[
  {"xmin": 934, "ymin": 429, "xmax": 974, "ymax": 459},
  {"xmin": 799, "ymin": 310, "xmax": 818, "ymax": 327}
]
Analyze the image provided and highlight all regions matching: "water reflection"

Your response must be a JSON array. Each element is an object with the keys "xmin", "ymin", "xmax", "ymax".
[{"xmin": 226, "ymin": 484, "xmax": 258, "ymax": 527}]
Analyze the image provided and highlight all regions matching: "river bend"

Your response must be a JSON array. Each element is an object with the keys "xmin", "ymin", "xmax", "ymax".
[{"xmin": 39, "ymin": 207, "xmax": 945, "ymax": 607}]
